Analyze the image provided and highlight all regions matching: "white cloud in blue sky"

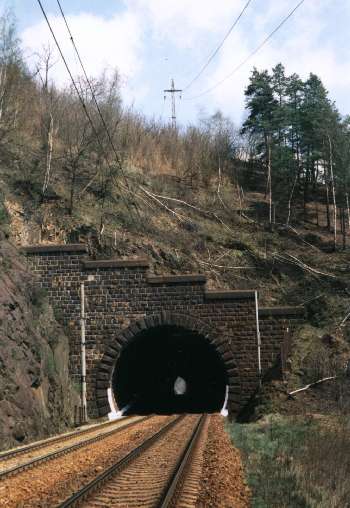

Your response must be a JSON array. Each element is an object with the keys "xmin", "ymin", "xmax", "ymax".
[{"xmin": 3, "ymin": 0, "xmax": 350, "ymax": 126}]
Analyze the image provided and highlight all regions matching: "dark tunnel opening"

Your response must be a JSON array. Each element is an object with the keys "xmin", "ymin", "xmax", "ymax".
[{"xmin": 112, "ymin": 325, "xmax": 228, "ymax": 415}]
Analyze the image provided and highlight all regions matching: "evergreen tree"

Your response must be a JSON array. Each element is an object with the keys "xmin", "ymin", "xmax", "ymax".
[{"xmin": 242, "ymin": 64, "xmax": 348, "ymax": 232}]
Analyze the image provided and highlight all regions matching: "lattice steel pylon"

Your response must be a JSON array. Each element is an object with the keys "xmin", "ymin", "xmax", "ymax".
[{"xmin": 163, "ymin": 78, "xmax": 182, "ymax": 129}]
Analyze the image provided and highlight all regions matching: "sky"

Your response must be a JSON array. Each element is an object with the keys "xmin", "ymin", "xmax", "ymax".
[{"xmin": 2, "ymin": 0, "xmax": 350, "ymax": 127}]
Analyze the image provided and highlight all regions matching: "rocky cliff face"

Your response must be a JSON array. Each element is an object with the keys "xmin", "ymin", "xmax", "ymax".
[{"xmin": 0, "ymin": 232, "xmax": 78, "ymax": 450}]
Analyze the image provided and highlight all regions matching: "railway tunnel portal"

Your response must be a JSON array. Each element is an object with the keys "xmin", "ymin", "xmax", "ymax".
[
  {"xmin": 22, "ymin": 244, "xmax": 304, "ymax": 418},
  {"xmin": 112, "ymin": 323, "xmax": 228, "ymax": 415}
]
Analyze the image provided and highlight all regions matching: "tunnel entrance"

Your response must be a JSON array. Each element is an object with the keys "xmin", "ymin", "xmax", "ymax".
[{"xmin": 112, "ymin": 325, "xmax": 228, "ymax": 415}]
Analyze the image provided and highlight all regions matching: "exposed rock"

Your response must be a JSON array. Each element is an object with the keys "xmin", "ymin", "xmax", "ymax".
[{"xmin": 0, "ymin": 237, "xmax": 78, "ymax": 451}]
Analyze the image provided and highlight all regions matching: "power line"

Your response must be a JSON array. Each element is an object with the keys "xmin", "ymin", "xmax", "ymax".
[
  {"xmin": 35, "ymin": 0, "xmax": 114, "ymax": 167},
  {"xmin": 184, "ymin": 0, "xmax": 306, "ymax": 101},
  {"xmin": 56, "ymin": 0, "xmax": 124, "ymax": 173},
  {"xmin": 182, "ymin": 0, "xmax": 253, "ymax": 92},
  {"xmin": 36, "ymin": 0, "xmax": 134, "ymax": 222},
  {"xmin": 36, "ymin": 0, "xmax": 137, "ymax": 228},
  {"xmin": 163, "ymin": 79, "xmax": 182, "ymax": 129}
]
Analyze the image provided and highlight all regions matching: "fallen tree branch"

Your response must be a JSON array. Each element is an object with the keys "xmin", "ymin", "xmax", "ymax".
[
  {"xmin": 140, "ymin": 188, "xmax": 212, "ymax": 217},
  {"xmin": 241, "ymin": 211, "xmax": 257, "ymax": 224},
  {"xmin": 299, "ymin": 294, "xmax": 324, "ymax": 306},
  {"xmin": 139, "ymin": 186, "xmax": 189, "ymax": 223},
  {"xmin": 282, "ymin": 224, "xmax": 321, "ymax": 252},
  {"xmin": 196, "ymin": 259, "xmax": 256, "ymax": 270},
  {"xmin": 338, "ymin": 309, "xmax": 350, "ymax": 327},
  {"xmin": 213, "ymin": 249, "xmax": 232, "ymax": 263},
  {"xmin": 140, "ymin": 185, "xmax": 249, "ymax": 240},
  {"xmin": 287, "ymin": 376, "xmax": 336, "ymax": 398},
  {"xmin": 273, "ymin": 252, "xmax": 337, "ymax": 279}
]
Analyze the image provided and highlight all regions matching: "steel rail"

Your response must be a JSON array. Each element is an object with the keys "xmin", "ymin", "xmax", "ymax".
[
  {"xmin": 158, "ymin": 414, "xmax": 206, "ymax": 507},
  {"xmin": 0, "ymin": 418, "xmax": 131, "ymax": 462},
  {"xmin": 0, "ymin": 416, "xmax": 151, "ymax": 481},
  {"xmin": 57, "ymin": 415, "xmax": 186, "ymax": 508}
]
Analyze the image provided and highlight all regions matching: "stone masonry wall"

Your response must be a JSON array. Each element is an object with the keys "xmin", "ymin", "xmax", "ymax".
[
  {"xmin": 22, "ymin": 244, "xmax": 302, "ymax": 418},
  {"xmin": 259, "ymin": 307, "xmax": 304, "ymax": 372}
]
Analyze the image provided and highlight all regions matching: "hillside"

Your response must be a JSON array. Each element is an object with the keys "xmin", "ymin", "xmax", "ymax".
[
  {"xmin": 1, "ymin": 5, "xmax": 350, "ymax": 443},
  {"xmin": 2, "ymin": 162, "xmax": 350, "ymax": 418},
  {"xmin": 1, "ymin": 5, "xmax": 350, "ymax": 506}
]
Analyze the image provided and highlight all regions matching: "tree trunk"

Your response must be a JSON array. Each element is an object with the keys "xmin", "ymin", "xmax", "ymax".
[
  {"xmin": 69, "ymin": 165, "xmax": 77, "ymax": 216},
  {"xmin": 303, "ymin": 147, "xmax": 310, "ymax": 222},
  {"xmin": 314, "ymin": 160, "xmax": 319, "ymax": 191},
  {"xmin": 42, "ymin": 113, "xmax": 54, "ymax": 197},
  {"xmin": 328, "ymin": 136, "xmax": 337, "ymax": 250},
  {"xmin": 326, "ymin": 182, "xmax": 331, "ymax": 230},
  {"xmin": 346, "ymin": 193, "xmax": 350, "ymax": 230},
  {"xmin": 286, "ymin": 172, "xmax": 298, "ymax": 225},
  {"xmin": 340, "ymin": 206, "xmax": 344, "ymax": 235},
  {"xmin": 266, "ymin": 136, "xmax": 272, "ymax": 228},
  {"xmin": 0, "ymin": 65, "xmax": 7, "ymax": 123}
]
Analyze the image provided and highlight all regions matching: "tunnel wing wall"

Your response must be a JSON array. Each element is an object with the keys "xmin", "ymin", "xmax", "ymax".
[
  {"xmin": 22, "ymin": 245, "xmax": 303, "ymax": 418},
  {"xmin": 259, "ymin": 307, "xmax": 305, "ymax": 378}
]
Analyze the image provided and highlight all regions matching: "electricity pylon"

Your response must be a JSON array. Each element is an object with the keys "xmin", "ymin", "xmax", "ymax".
[{"xmin": 163, "ymin": 78, "xmax": 182, "ymax": 129}]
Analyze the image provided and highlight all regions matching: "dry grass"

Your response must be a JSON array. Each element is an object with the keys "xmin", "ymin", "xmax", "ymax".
[{"xmin": 230, "ymin": 415, "xmax": 350, "ymax": 508}]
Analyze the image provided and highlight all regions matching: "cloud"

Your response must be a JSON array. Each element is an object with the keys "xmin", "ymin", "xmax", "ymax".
[
  {"xmin": 20, "ymin": 0, "xmax": 350, "ymax": 124},
  {"xmin": 182, "ymin": 0, "xmax": 350, "ymax": 122},
  {"xmin": 21, "ymin": 9, "xmax": 144, "ymax": 88},
  {"xmin": 131, "ymin": 0, "xmax": 246, "ymax": 47}
]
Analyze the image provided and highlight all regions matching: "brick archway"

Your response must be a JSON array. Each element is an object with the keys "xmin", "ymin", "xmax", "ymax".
[{"xmin": 96, "ymin": 312, "xmax": 241, "ymax": 416}]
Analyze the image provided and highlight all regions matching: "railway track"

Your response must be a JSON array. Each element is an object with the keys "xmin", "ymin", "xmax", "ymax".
[
  {"xmin": 58, "ymin": 414, "xmax": 206, "ymax": 508},
  {"xmin": 0, "ymin": 415, "xmax": 150, "ymax": 481},
  {"xmin": 0, "ymin": 418, "xmax": 121, "ymax": 462}
]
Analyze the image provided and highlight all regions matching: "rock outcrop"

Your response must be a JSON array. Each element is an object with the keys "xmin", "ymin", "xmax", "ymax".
[{"xmin": 0, "ymin": 233, "xmax": 77, "ymax": 450}]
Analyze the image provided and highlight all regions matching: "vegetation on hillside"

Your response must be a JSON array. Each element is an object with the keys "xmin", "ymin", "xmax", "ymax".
[
  {"xmin": 1, "ymin": 8, "xmax": 350, "ymax": 502},
  {"xmin": 0, "ymin": 9, "xmax": 349, "ymax": 249},
  {"xmin": 242, "ymin": 64, "xmax": 350, "ymax": 241},
  {"xmin": 1, "ymin": 10, "xmax": 350, "ymax": 411},
  {"xmin": 229, "ymin": 414, "xmax": 350, "ymax": 508}
]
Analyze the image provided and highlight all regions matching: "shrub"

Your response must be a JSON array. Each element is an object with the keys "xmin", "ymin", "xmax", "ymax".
[
  {"xmin": 229, "ymin": 416, "xmax": 350, "ymax": 508},
  {"xmin": 0, "ymin": 191, "xmax": 9, "ymax": 226}
]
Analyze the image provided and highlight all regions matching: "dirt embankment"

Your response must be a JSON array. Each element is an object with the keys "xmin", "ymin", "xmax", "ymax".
[
  {"xmin": 197, "ymin": 415, "xmax": 250, "ymax": 508},
  {"xmin": 0, "ymin": 232, "xmax": 78, "ymax": 451}
]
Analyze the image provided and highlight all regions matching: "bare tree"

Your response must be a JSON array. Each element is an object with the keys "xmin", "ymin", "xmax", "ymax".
[
  {"xmin": 35, "ymin": 45, "xmax": 59, "ymax": 198},
  {"xmin": 58, "ymin": 88, "xmax": 94, "ymax": 215},
  {"xmin": 0, "ymin": 9, "xmax": 23, "ymax": 144}
]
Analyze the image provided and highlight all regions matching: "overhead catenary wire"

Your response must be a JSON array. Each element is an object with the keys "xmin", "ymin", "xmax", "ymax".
[
  {"xmin": 35, "ymin": 0, "xmax": 117, "ymax": 174},
  {"xmin": 182, "ymin": 0, "xmax": 253, "ymax": 92},
  {"xmin": 36, "ymin": 0, "xmax": 137, "ymax": 226},
  {"xmin": 184, "ymin": 0, "xmax": 306, "ymax": 101},
  {"xmin": 56, "ymin": 0, "xmax": 124, "ymax": 176}
]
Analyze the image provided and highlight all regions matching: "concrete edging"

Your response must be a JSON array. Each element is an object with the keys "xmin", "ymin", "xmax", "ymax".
[
  {"xmin": 259, "ymin": 306, "xmax": 304, "ymax": 316},
  {"xmin": 21, "ymin": 244, "xmax": 88, "ymax": 254},
  {"xmin": 83, "ymin": 259, "xmax": 150, "ymax": 269},
  {"xmin": 205, "ymin": 290, "xmax": 256, "ymax": 300},
  {"xmin": 147, "ymin": 274, "xmax": 206, "ymax": 284}
]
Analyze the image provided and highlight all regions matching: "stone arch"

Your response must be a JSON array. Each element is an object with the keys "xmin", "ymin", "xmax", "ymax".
[{"xmin": 96, "ymin": 312, "xmax": 241, "ymax": 416}]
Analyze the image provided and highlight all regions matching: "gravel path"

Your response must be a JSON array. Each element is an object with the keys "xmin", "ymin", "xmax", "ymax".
[{"xmin": 196, "ymin": 415, "xmax": 251, "ymax": 508}]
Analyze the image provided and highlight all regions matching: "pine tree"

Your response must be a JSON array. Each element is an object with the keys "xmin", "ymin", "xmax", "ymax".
[{"xmin": 242, "ymin": 68, "xmax": 277, "ymax": 226}]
